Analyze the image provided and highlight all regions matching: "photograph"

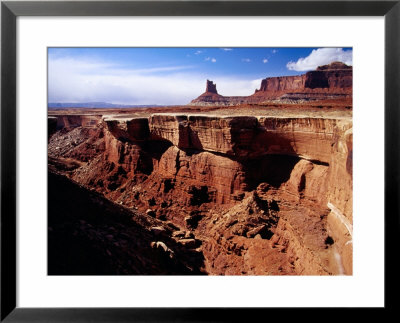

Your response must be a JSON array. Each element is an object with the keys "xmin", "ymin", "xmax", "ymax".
[
  {"xmin": 47, "ymin": 47, "xmax": 353, "ymax": 276},
  {"xmin": 2, "ymin": 0, "xmax": 396, "ymax": 318}
]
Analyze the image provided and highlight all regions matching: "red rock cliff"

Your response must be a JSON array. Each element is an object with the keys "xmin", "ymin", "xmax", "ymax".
[
  {"xmin": 256, "ymin": 61, "xmax": 352, "ymax": 92},
  {"xmin": 190, "ymin": 61, "xmax": 352, "ymax": 106},
  {"xmin": 256, "ymin": 75, "xmax": 306, "ymax": 92},
  {"xmin": 49, "ymin": 111, "xmax": 352, "ymax": 275}
]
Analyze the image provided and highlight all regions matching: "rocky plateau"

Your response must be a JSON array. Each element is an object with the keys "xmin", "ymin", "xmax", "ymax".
[
  {"xmin": 49, "ymin": 108, "xmax": 352, "ymax": 275},
  {"xmin": 48, "ymin": 61, "xmax": 352, "ymax": 275}
]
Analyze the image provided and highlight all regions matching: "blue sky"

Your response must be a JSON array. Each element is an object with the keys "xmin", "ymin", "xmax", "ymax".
[{"xmin": 48, "ymin": 47, "xmax": 352, "ymax": 105}]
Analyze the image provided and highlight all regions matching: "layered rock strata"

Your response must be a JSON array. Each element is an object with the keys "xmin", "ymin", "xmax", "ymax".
[
  {"xmin": 257, "ymin": 75, "xmax": 306, "ymax": 92},
  {"xmin": 52, "ymin": 114, "xmax": 102, "ymax": 130},
  {"xmin": 190, "ymin": 62, "xmax": 352, "ymax": 106},
  {"xmin": 48, "ymin": 112, "xmax": 352, "ymax": 275}
]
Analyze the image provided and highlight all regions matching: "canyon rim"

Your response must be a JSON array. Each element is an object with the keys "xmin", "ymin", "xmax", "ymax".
[{"xmin": 48, "ymin": 47, "xmax": 353, "ymax": 275}]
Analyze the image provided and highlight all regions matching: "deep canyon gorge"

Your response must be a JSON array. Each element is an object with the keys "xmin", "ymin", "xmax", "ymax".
[{"xmin": 48, "ymin": 62, "xmax": 353, "ymax": 275}]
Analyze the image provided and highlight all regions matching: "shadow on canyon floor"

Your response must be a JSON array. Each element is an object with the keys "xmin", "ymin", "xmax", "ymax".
[{"xmin": 48, "ymin": 171, "xmax": 207, "ymax": 275}]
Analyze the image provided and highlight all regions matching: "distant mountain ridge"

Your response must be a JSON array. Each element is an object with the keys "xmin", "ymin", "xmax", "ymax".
[{"xmin": 48, "ymin": 102, "xmax": 160, "ymax": 109}]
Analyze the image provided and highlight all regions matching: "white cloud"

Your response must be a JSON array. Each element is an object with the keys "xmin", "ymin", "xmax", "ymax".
[
  {"xmin": 271, "ymin": 49, "xmax": 278, "ymax": 54},
  {"xmin": 221, "ymin": 48, "xmax": 233, "ymax": 51},
  {"xmin": 48, "ymin": 57, "xmax": 199, "ymax": 105},
  {"xmin": 124, "ymin": 65, "xmax": 194, "ymax": 74},
  {"xmin": 48, "ymin": 57, "xmax": 260, "ymax": 105},
  {"xmin": 262, "ymin": 58, "xmax": 268, "ymax": 63},
  {"xmin": 194, "ymin": 50, "xmax": 203, "ymax": 55},
  {"xmin": 205, "ymin": 57, "xmax": 216, "ymax": 63},
  {"xmin": 242, "ymin": 58, "xmax": 251, "ymax": 63},
  {"xmin": 286, "ymin": 48, "xmax": 353, "ymax": 71}
]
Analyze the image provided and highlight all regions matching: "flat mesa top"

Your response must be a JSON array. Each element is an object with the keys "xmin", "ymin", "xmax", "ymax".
[{"xmin": 48, "ymin": 104, "xmax": 352, "ymax": 121}]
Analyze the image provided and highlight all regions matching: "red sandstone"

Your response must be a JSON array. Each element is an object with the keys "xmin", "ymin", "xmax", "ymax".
[
  {"xmin": 47, "ymin": 62, "xmax": 352, "ymax": 275},
  {"xmin": 191, "ymin": 62, "xmax": 352, "ymax": 106},
  {"xmin": 48, "ymin": 105, "xmax": 352, "ymax": 275}
]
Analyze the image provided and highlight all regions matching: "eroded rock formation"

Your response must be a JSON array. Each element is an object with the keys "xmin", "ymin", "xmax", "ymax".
[
  {"xmin": 48, "ymin": 109, "xmax": 352, "ymax": 275},
  {"xmin": 206, "ymin": 80, "xmax": 218, "ymax": 94},
  {"xmin": 191, "ymin": 62, "xmax": 352, "ymax": 106},
  {"xmin": 257, "ymin": 75, "xmax": 306, "ymax": 92}
]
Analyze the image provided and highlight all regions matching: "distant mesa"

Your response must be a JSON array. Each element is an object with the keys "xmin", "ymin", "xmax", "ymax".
[
  {"xmin": 191, "ymin": 80, "xmax": 248, "ymax": 106},
  {"xmin": 190, "ymin": 61, "xmax": 352, "ymax": 106},
  {"xmin": 48, "ymin": 102, "xmax": 160, "ymax": 109}
]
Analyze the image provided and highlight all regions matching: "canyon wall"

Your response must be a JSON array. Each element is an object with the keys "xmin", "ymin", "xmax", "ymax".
[
  {"xmin": 49, "ymin": 112, "xmax": 352, "ymax": 275},
  {"xmin": 51, "ymin": 114, "xmax": 102, "ymax": 130},
  {"xmin": 257, "ymin": 75, "xmax": 306, "ymax": 92}
]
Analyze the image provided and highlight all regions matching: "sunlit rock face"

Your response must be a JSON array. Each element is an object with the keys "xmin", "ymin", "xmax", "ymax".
[
  {"xmin": 48, "ymin": 108, "xmax": 352, "ymax": 275},
  {"xmin": 191, "ymin": 62, "xmax": 352, "ymax": 106}
]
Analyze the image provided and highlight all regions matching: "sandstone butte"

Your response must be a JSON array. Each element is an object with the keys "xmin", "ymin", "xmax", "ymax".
[
  {"xmin": 48, "ymin": 62, "xmax": 353, "ymax": 275},
  {"xmin": 190, "ymin": 61, "xmax": 352, "ymax": 106}
]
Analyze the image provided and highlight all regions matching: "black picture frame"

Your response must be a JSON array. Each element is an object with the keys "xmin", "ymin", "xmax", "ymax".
[{"xmin": 1, "ymin": 0, "xmax": 399, "ymax": 321}]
